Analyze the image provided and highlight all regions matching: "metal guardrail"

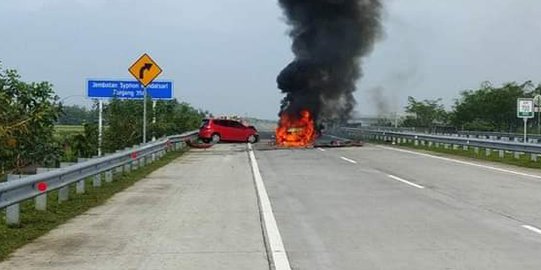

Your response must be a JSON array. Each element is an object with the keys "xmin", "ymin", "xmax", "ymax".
[
  {"xmin": 456, "ymin": 130, "xmax": 541, "ymax": 141},
  {"xmin": 0, "ymin": 130, "xmax": 198, "ymax": 225},
  {"xmin": 350, "ymin": 126, "xmax": 541, "ymax": 143},
  {"xmin": 339, "ymin": 127, "xmax": 541, "ymax": 156}
]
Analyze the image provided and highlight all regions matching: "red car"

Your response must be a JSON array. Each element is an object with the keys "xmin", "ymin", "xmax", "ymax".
[{"xmin": 199, "ymin": 119, "xmax": 259, "ymax": 143}]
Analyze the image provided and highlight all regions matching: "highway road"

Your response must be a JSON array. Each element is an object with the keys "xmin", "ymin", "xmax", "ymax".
[
  {"xmin": 255, "ymin": 143, "xmax": 541, "ymax": 269},
  {"xmin": 3, "ymin": 142, "xmax": 541, "ymax": 269}
]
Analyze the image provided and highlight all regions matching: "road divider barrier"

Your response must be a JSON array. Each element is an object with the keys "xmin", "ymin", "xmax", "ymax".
[{"xmin": 337, "ymin": 127, "xmax": 541, "ymax": 162}]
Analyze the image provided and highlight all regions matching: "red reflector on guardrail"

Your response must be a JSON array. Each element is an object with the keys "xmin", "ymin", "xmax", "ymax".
[
  {"xmin": 131, "ymin": 152, "xmax": 138, "ymax": 160},
  {"xmin": 36, "ymin": 182, "xmax": 48, "ymax": 192}
]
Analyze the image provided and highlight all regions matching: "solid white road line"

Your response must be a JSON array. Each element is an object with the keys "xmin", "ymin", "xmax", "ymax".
[
  {"xmin": 340, "ymin": 156, "xmax": 358, "ymax": 164},
  {"xmin": 248, "ymin": 144, "xmax": 291, "ymax": 270},
  {"xmin": 377, "ymin": 145, "xmax": 541, "ymax": 180},
  {"xmin": 522, "ymin": 225, "xmax": 541, "ymax": 235},
  {"xmin": 317, "ymin": 148, "xmax": 326, "ymax": 152},
  {"xmin": 388, "ymin": 174, "xmax": 425, "ymax": 189}
]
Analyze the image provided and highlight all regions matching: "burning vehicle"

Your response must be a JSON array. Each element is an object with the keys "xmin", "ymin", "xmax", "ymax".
[
  {"xmin": 275, "ymin": 110, "xmax": 317, "ymax": 147},
  {"xmin": 274, "ymin": 0, "xmax": 382, "ymax": 148}
]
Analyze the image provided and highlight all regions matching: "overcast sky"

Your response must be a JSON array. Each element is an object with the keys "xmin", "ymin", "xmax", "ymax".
[{"xmin": 1, "ymin": 0, "xmax": 541, "ymax": 119}]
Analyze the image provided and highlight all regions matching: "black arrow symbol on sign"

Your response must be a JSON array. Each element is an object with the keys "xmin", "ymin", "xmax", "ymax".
[{"xmin": 139, "ymin": 63, "xmax": 153, "ymax": 79}]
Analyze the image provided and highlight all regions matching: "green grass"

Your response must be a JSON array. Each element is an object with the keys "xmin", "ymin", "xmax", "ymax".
[
  {"xmin": 373, "ymin": 139, "xmax": 541, "ymax": 169},
  {"xmin": 54, "ymin": 125, "xmax": 84, "ymax": 133},
  {"xmin": 0, "ymin": 149, "xmax": 187, "ymax": 261},
  {"xmin": 54, "ymin": 125, "xmax": 84, "ymax": 138}
]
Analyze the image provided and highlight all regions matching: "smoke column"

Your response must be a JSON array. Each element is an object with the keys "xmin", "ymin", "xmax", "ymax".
[{"xmin": 277, "ymin": 0, "xmax": 383, "ymax": 123}]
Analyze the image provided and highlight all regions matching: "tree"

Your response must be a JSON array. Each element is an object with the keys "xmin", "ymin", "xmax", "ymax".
[
  {"xmin": 60, "ymin": 123, "xmax": 99, "ymax": 161},
  {"xmin": 103, "ymin": 99, "xmax": 204, "ymax": 152},
  {"xmin": 402, "ymin": 97, "xmax": 447, "ymax": 129},
  {"xmin": 450, "ymin": 81, "xmax": 536, "ymax": 131},
  {"xmin": 0, "ymin": 65, "xmax": 62, "ymax": 173},
  {"xmin": 57, "ymin": 105, "xmax": 96, "ymax": 125}
]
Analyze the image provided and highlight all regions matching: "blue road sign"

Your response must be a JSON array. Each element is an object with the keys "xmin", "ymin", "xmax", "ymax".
[{"xmin": 87, "ymin": 80, "xmax": 173, "ymax": 100}]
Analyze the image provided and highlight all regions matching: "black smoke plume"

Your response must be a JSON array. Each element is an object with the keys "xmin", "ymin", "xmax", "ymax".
[{"xmin": 277, "ymin": 0, "xmax": 383, "ymax": 123}]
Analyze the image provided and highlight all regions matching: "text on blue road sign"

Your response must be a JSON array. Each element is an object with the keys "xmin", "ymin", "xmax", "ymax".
[{"xmin": 87, "ymin": 80, "xmax": 173, "ymax": 100}]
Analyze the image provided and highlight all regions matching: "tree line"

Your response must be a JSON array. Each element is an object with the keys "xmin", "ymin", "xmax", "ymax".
[
  {"xmin": 1, "ymin": 64, "xmax": 205, "ymax": 175},
  {"xmin": 399, "ymin": 81, "xmax": 541, "ymax": 133}
]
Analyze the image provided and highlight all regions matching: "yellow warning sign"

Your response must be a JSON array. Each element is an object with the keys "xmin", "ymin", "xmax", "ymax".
[{"xmin": 128, "ymin": 53, "xmax": 163, "ymax": 87}]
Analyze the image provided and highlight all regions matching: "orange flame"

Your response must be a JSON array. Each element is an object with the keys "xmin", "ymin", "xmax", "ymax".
[{"xmin": 275, "ymin": 110, "xmax": 316, "ymax": 147}]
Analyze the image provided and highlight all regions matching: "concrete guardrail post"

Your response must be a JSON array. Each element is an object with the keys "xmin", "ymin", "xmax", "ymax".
[
  {"xmin": 453, "ymin": 144, "xmax": 458, "ymax": 150},
  {"xmin": 138, "ymin": 156, "xmax": 145, "ymax": 168},
  {"xmin": 463, "ymin": 145, "xmax": 468, "ymax": 151},
  {"xmin": 414, "ymin": 140, "xmax": 419, "ymax": 146},
  {"xmin": 474, "ymin": 147, "xmax": 479, "ymax": 154},
  {"xmin": 76, "ymin": 158, "xmax": 90, "ymax": 194},
  {"xmin": 531, "ymin": 154, "xmax": 538, "ymax": 162},
  {"xmin": 93, "ymin": 173, "xmax": 102, "ymax": 187},
  {"xmin": 35, "ymin": 168, "xmax": 54, "ymax": 210},
  {"xmin": 114, "ymin": 165, "xmax": 123, "ymax": 175},
  {"xmin": 59, "ymin": 162, "xmax": 76, "ymax": 203},
  {"xmin": 6, "ymin": 174, "xmax": 23, "ymax": 226},
  {"xmin": 114, "ymin": 150, "xmax": 124, "ymax": 175},
  {"xmin": 132, "ymin": 158, "xmax": 139, "ymax": 170},
  {"xmin": 499, "ymin": 150, "xmax": 504, "ymax": 158},
  {"xmin": 105, "ymin": 170, "xmax": 113, "ymax": 183},
  {"xmin": 124, "ymin": 161, "xmax": 131, "ymax": 174},
  {"xmin": 485, "ymin": 148, "xmax": 491, "ymax": 156},
  {"xmin": 428, "ymin": 141, "xmax": 433, "ymax": 147},
  {"xmin": 514, "ymin": 152, "xmax": 521, "ymax": 159}
]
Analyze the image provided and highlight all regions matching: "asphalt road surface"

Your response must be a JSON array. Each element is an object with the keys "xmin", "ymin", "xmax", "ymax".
[
  {"xmin": 254, "ymin": 143, "xmax": 541, "ymax": 269},
  {"xmin": 3, "ymin": 142, "xmax": 541, "ymax": 269}
]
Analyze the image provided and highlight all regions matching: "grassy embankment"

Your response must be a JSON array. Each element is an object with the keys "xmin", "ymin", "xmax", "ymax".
[{"xmin": 374, "ymin": 139, "xmax": 541, "ymax": 169}]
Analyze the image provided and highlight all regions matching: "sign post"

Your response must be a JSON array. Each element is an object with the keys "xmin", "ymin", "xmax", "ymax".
[
  {"xmin": 517, "ymin": 98, "xmax": 535, "ymax": 143},
  {"xmin": 98, "ymin": 100, "xmax": 103, "ymax": 156},
  {"xmin": 87, "ymin": 80, "xmax": 172, "ymax": 154},
  {"xmin": 128, "ymin": 53, "xmax": 163, "ymax": 144},
  {"xmin": 534, "ymin": 95, "xmax": 541, "ymax": 134},
  {"xmin": 152, "ymin": 100, "xmax": 157, "ymax": 141}
]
